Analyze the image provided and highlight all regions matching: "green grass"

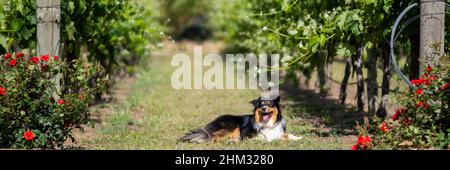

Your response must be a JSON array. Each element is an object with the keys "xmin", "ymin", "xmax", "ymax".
[{"xmin": 77, "ymin": 44, "xmax": 355, "ymax": 150}]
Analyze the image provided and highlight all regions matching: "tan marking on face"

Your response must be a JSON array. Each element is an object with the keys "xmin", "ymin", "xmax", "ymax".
[
  {"xmin": 254, "ymin": 109, "xmax": 262, "ymax": 123},
  {"xmin": 269, "ymin": 107, "xmax": 279, "ymax": 125}
]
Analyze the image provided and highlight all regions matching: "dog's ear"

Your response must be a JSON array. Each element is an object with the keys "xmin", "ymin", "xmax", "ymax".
[
  {"xmin": 274, "ymin": 96, "xmax": 280, "ymax": 105},
  {"xmin": 250, "ymin": 97, "xmax": 260, "ymax": 107}
]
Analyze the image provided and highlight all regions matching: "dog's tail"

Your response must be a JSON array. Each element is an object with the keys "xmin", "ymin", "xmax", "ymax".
[{"xmin": 178, "ymin": 128, "xmax": 211, "ymax": 143}]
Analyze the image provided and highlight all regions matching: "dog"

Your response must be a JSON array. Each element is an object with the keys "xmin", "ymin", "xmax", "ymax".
[{"xmin": 179, "ymin": 96, "xmax": 303, "ymax": 143}]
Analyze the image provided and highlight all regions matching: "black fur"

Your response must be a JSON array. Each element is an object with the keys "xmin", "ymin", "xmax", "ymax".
[{"xmin": 179, "ymin": 97, "xmax": 284, "ymax": 143}]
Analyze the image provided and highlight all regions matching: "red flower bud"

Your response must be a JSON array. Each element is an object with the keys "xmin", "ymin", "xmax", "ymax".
[
  {"xmin": 427, "ymin": 66, "xmax": 432, "ymax": 72},
  {"xmin": 53, "ymin": 56, "xmax": 59, "ymax": 60},
  {"xmin": 428, "ymin": 75, "xmax": 437, "ymax": 82},
  {"xmin": 57, "ymin": 99, "xmax": 65, "ymax": 105},
  {"xmin": 16, "ymin": 52, "xmax": 24, "ymax": 58},
  {"xmin": 380, "ymin": 122, "xmax": 388, "ymax": 133},
  {"xmin": 392, "ymin": 108, "xmax": 405, "ymax": 121},
  {"xmin": 416, "ymin": 101, "xmax": 429, "ymax": 108},
  {"xmin": 442, "ymin": 83, "xmax": 450, "ymax": 90},
  {"xmin": 351, "ymin": 145, "xmax": 359, "ymax": 150}
]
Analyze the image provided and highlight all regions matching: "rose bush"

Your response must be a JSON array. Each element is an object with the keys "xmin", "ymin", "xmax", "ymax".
[
  {"xmin": 0, "ymin": 52, "xmax": 107, "ymax": 149},
  {"xmin": 353, "ymin": 57, "xmax": 450, "ymax": 150}
]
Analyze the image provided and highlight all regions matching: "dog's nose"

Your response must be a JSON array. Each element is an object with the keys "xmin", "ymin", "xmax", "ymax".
[{"xmin": 262, "ymin": 107, "xmax": 268, "ymax": 112}]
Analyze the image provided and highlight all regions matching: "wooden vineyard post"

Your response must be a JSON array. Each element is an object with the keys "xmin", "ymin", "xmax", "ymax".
[
  {"xmin": 420, "ymin": 0, "xmax": 445, "ymax": 69},
  {"xmin": 37, "ymin": 0, "xmax": 61, "ymax": 98}
]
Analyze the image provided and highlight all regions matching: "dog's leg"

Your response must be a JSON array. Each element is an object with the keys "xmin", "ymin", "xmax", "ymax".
[
  {"xmin": 282, "ymin": 133, "xmax": 303, "ymax": 141},
  {"xmin": 229, "ymin": 128, "xmax": 241, "ymax": 142}
]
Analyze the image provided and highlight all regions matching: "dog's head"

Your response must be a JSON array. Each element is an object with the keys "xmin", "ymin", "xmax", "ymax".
[{"xmin": 251, "ymin": 96, "xmax": 281, "ymax": 126}]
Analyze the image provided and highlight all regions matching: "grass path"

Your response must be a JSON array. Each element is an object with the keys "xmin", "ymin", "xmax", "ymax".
[{"xmin": 71, "ymin": 41, "xmax": 360, "ymax": 150}]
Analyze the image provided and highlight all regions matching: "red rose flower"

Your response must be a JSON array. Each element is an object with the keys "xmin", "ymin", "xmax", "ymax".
[
  {"xmin": 380, "ymin": 122, "xmax": 388, "ymax": 133},
  {"xmin": 351, "ymin": 145, "xmax": 359, "ymax": 150},
  {"xmin": 392, "ymin": 108, "xmax": 405, "ymax": 121},
  {"xmin": 0, "ymin": 87, "xmax": 6, "ymax": 96},
  {"xmin": 9, "ymin": 59, "xmax": 17, "ymax": 67},
  {"xmin": 16, "ymin": 52, "xmax": 24, "ymax": 58},
  {"xmin": 23, "ymin": 130, "xmax": 34, "ymax": 141},
  {"xmin": 357, "ymin": 136, "xmax": 371, "ymax": 147},
  {"xmin": 357, "ymin": 136, "xmax": 365, "ymax": 145},
  {"xmin": 57, "ymin": 99, "xmax": 65, "ymax": 105},
  {"xmin": 411, "ymin": 78, "xmax": 425, "ymax": 86},
  {"xmin": 365, "ymin": 136, "xmax": 371, "ymax": 144},
  {"xmin": 4, "ymin": 53, "xmax": 12, "ymax": 59},
  {"xmin": 416, "ymin": 88, "xmax": 423, "ymax": 95},
  {"xmin": 30, "ymin": 56, "xmax": 39, "ymax": 64},
  {"xmin": 41, "ymin": 55, "xmax": 49, "ymax": 62},
  {"xmin": 427, "ymin": 66, "xmax": 432, "ymax": 72},
  {"xmin": 53, "ymin": 56, "xmax": 59, "ymax": 60},
  {"xmin": 441, "ymin": 83, "xmax": 450, "ymax": 90},
  {"xmin": 416, "ymin": 101, "xmax": 424, "ymax": 107}
]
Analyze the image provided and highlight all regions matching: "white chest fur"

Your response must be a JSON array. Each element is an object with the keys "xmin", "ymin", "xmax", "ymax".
[{"xmin": 257, "ymin": 122, "xmax": 285, "ymax": 142}]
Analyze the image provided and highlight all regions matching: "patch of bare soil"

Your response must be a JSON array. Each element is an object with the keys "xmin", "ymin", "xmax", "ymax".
[{"xmin": 64, "ymin": 76, "xmax": 137, "ymax": 149}]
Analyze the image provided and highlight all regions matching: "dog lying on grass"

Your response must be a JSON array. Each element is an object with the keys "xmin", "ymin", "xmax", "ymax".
[{"xmin": 179, "ymin": 96, "xmax": 303, "ymax": 143}]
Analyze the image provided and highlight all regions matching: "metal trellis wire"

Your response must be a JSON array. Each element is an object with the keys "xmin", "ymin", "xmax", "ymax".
[{"xmin": 389, "ymin": 2, "xmax": 449, "ymax": 89}]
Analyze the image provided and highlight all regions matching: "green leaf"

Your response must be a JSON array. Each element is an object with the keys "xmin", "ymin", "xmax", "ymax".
[
  {"xmin": 319, "ymin": 34, "xmax": 327, "ymax": 48},
  {"xmin": 309, "ymin": 35, "xmax": 320, "ymax": 53},
  {"xmin": 350, "ymin": 23, "xmax": 361, "ymax": 35},
  {"xmin": 65, "ymin": 22, "xmax": 76, "ymax": 41},
  {"xmin": 12, "ymin": 20, "xmax": 25, "ymax": 32},
  {"xmin": 336, "ymin": 43, "xmax": 355, "ymax": 57},
  {"xmin": 17, "ymin": 2, "xmax": 24, "ymax": 15},
  {"xmin": 77, "ymin": 76, "xmax": 84, "ymax": 80},
  {"xmin": 69, "ymin": 1, "xmax": 75, "ymax": 13},
  {"xmin": 21, "ymin": 28, "xmax": 32, "ymax": 40},
  {"xmin": 28, "ymin": 64, "xmax": 35, "ymax": 70}
]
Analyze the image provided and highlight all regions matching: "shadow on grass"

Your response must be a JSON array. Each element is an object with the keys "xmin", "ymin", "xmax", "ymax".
[
  {"xmin": 280, "ymin": 81, "xmax": 367, "ymax": 137},
  {"xmin": 63, "ymin": 146, "xmax": 87, "ymax": 150}
]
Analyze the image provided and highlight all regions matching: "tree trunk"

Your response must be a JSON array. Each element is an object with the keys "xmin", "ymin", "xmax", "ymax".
[
  {"xmin": 355, "ymin": 46, "xmax": 365, "ymax": 112},
  {"xmin": 366, "ymin": 47, "xmax": 378, "ymax": 115},
  {"xmin": 376, "ymin": 42, "xmax": 391, "ymax": 118},
  {"xmin": 339, "ymin": 56, "xmax": 353, "ymax": 104},
  {"xmin": 317, "ymin": 50, "xmax": 329, "ymax": 96}
]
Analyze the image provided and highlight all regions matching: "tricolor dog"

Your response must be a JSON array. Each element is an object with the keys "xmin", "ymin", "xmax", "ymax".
[{"xmin": 179, "ymin": 96, "xmax": 302, "ymax": 143}]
